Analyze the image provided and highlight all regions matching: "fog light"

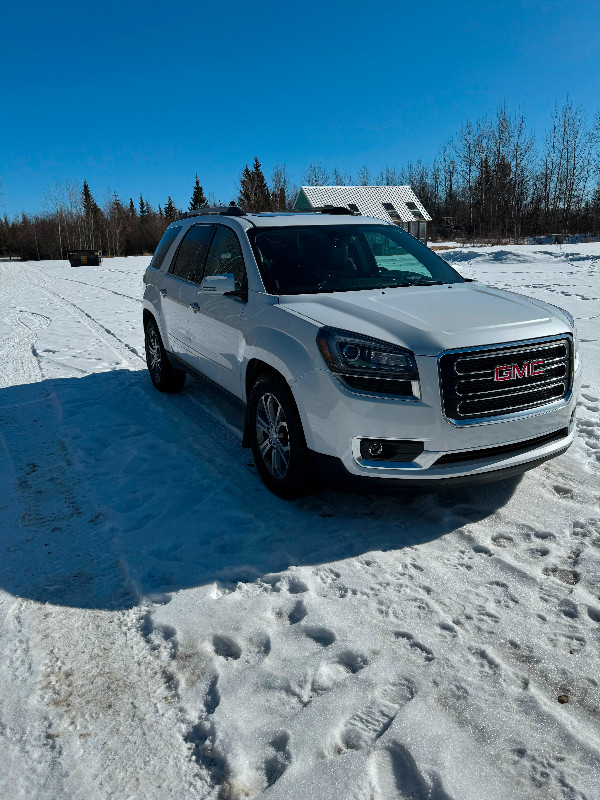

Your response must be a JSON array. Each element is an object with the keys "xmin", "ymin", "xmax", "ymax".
[{"xmin": 359, "ymin": 439, "xmax": 425, "ymax": 462}]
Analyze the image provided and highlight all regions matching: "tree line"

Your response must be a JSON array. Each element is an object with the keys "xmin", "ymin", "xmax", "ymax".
[{"xmin": 1, "ymin": 99, "xmax": 599, "ymax": 260}]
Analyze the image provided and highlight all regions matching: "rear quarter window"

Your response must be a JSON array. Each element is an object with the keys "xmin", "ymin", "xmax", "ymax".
[{"xmin": 150, "ymin": 225, "xmax": 182, "ymax": 270}]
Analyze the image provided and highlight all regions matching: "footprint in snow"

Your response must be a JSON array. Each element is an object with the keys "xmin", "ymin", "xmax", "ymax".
[
  {"xmin": 287, "ymin": 599, "xmax": 308, "ymax": 625},
  {"xmin": 285, "ymin": 576, "xmax": 309, "ymax": 594},
  {"xmin": 248, "ymin": 634, "xmax": 271, "ymax": 658},
  {"xmin": 472, "ymin": 544, "xmax": 493, "ymax": 556},
  {"xmin": 491, "ymin": 533, "xmax": 515, "ymax": 548},
  {"xmin": 264, "ymin": 731, "xmax": 291, "ymax": 788},
  {"xmin": 332, "ymin": 678, "xmax": 416, "ymax": 755},
  {"xmin": 527, "ymin": 546, "xmax": 551, "ymax": 558},
  {"xmin": 369, "ymin": 743, "xmax": 426, "ymax": 800},
  {"xmin": 438, "ymin": 621, "xmax": 459, "ymax": 636},
  {"xmin": 581, "ymin": 392, "xmax": 599, "ymax": 403},
  {"xmin": 336, "ymin": 650, "xmax": 370, "ymax": 674},
  {"xmin": 212, "ymin": 634, "xmax": 241, "ymax": 660},
  {"xmin": 542, "ymin": 565, "xmax": 580, "ymax": 585},
  {"xmin": 587, "ymin": 607, "xmax": 600, "ymax": 623},
  {"xmin": 303, "ymin": 626, "xmax": 336, "ymax": 647},
  {"xmin": 394, "ymin": 631, "xmax": 434, "ymax": 662},
  {"xmin": 553, "ymin": 484, "xmax": 574, "ymax": 498},
  {"xmin": 204, "ymin": 675, "xmax": 220, "ymax": 714},
  {"xmin": 469, "ymin": 646, "xmax": 501, "ymax": 674}
]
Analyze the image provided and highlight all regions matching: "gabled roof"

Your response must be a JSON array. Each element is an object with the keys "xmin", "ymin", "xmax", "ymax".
[{"xmin": 294, "ymin": 185, "xmax": 432, "ymax": 223}]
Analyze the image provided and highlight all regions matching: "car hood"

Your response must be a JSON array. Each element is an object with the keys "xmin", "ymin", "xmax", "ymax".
[{"xmin": 278, "ymin": 282, "xmax": 571, "ymax": 355}]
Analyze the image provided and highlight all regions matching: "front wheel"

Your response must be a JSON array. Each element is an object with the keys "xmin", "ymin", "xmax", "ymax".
[
  {"xmin": 144, "ymin": 318, "xmax": 186, "ymax": 393},
  {"xmin": 248, "ymin": 375, "xmax": 311, "ymax": 499}
]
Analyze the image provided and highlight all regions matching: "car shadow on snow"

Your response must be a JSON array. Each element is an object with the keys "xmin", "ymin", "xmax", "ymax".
[{"xmin": 0, "ymin": 369, "xmax": 521, "ymax": 610}]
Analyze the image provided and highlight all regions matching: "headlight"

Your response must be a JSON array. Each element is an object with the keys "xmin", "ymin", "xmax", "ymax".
[{"xmin": 316, "ymin": 327, "xmax": 420, "ymax": 397}]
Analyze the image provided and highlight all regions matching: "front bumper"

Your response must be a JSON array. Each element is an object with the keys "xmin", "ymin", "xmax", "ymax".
[{"xmin": 290, "ymin": 350, "xmax": 580, "ymax": 483}]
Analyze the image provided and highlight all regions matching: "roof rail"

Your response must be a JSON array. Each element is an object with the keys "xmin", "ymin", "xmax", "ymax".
[
  {"xmin": 178, "ymin": 206, "xmax": 245, "ymax": 220},
  {"xmin": 289, "ymin": 205, "xmax": 360, "ymax": 215}
]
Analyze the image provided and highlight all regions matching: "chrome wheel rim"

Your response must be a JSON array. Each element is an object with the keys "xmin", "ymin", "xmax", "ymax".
[
  {"xmin": 146, "ymin": 325, "xmax": 162, "ymax": 381},
  {"xmin": 255, "ymin": 392, "xmax": 290, "ymax": 479}
]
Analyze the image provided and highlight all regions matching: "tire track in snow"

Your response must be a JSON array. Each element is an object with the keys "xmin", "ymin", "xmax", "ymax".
[
  {"xmin": 0, "ymin": 597, "xmax": 67, "ymax": 800},
  {"xmin": 34, "ymin": 604, "xmax": 211, "ymax": 800},
  {"xmin": 44, "ymin": 273, "xmax": 142, "ymax": 303},
  {"xmin": 24, "ymin": 264, "xmax": 144, "ymax": 365},
  {"xmin": 2, "ymin": 265, "xmax": 212, "ymax": 798}
]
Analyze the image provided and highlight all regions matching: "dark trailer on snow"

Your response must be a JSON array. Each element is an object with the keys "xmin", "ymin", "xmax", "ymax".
[{"xmin": 68, "ymin": 249, "xmax": 102, "ymax": 267}]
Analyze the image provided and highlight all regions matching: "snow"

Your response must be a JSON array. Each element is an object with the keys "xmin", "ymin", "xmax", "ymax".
[{"xmin": 0, "ymin": 245, "xmax": 599, "ymax": 799}]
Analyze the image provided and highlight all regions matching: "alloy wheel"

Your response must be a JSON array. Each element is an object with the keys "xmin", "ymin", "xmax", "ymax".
[
  {"xmin": 255, "ymin": 392, "xmax": 290, "ymax": 479},
  {"xmin": 146, "ymin": 325, "xmax": 162, "ymax": 382}
]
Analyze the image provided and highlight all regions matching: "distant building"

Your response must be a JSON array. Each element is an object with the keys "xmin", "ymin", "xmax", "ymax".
[{"xmin": 294, "ymin": 185, "xmax": 432, "ymax": 243}]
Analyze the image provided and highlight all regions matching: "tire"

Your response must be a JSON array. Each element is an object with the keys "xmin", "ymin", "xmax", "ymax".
[
  {"xmin": 144, "ymin": 317, "xmax": 186, "ymax": 393},
  {"xmin": 248, "ymin": 374, "xmax": 312, "ymax": 499}
]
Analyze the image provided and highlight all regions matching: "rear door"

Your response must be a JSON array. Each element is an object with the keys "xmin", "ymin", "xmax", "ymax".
[
  {"xmin": 159, "ymin": 224, "xmax": 215, "ymax": 360},
  {"xmin": 184, "ymin": 225, "xmax": 248, "ymax": 396}
]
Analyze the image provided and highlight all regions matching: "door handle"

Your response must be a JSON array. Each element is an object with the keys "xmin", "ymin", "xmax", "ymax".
[
  {"xmin": 159, "ymin": 288, "xmax": 168, "ymax": 297},
  {"xmin": 190, "ymin": 302, "xmax": 201, "ymax": 313}
]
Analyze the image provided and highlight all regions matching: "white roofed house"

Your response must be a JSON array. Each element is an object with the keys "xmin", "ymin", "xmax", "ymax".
[{"xmin": 294, "ymin": 185, "xmax": 432, "ymax": 243}]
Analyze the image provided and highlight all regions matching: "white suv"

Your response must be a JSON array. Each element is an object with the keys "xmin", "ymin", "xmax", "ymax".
[{"xmin": 142, "ymin": 207, "xmax": 580, "ymax": 497}]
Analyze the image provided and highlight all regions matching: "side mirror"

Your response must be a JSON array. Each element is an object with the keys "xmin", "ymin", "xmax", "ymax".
[{"xmin": 200, "ymin": 273, "xmax": 236, "ymax": 294}]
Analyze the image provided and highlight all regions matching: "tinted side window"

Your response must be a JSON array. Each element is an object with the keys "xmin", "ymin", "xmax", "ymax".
[
  {"xmin": 203, "ymin": 227, "xmax": 246, "ymax": 291},
  {"xmin": 151, "ymin": 225, "xmax": 182, "ymax": 270},
  {"xmin": 169, "ymin": 225, "xmax": 214, "ymax": 282}
]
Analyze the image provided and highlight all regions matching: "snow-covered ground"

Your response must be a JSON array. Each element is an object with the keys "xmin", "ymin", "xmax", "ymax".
[{"xmin": 0, "ymin": 244, "xmax": 599, "ymax": 800}]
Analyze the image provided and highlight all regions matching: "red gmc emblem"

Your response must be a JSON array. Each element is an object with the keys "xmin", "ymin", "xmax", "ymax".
[{"xmin": 494, "ymin": 360, "xmax": 545, "ymax": 381}]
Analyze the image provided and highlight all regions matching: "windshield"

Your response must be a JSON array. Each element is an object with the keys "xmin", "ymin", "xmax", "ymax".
[{"xmin": 248, "ymin": 224, "xmax": 464, "ymax": 295}]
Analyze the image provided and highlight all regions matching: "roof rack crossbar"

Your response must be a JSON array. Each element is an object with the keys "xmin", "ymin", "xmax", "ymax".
[
  {"xmin": 178, "ymin": 206, "xmax": 245, "ymax": 220},
  {"xmin": 289, "ymin": 205, "xmax": 360, "ymax": 216}
]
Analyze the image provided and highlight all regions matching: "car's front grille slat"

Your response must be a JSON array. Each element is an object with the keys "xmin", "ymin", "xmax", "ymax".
[
  {"xmin": 439, "ymin": 337, "xmax": 572, "ymax": 422},
  {"xmin": 454, "ymin": 364, "xmax": 567, "ymax": 397},
  {"xmin": 435, "ymin": 427, "xmax": 569, "ymax": 465}
]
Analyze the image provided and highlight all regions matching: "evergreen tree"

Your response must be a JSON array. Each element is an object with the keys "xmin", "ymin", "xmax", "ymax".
[
  {"xmin": 189, "ymin": 175, "xmax": 207, "ymax": 210},
  {"xmin": 129, "ymin": 197, "xmax": 136, "ymax": 216},
  {"xmin": 238, "ymin": 157, "xmax": 271, "ymax": 212},
  {"xmin": 0, "ymin": 216, "xmax": 7, "ymax": 256},
  {"xmin": 139, "ymin": 194, "xmax": 147, "ymax": 217},
  {"xmin": 82, "ymin": 180, "xmax": 99, "ymax": 216},
  {"xmin": 164, "ymin": 196, "xmax": 177, "ymax": 220},
  {"xmin": 81, "ymin": 181, "xmax": 102, "ymax": 249},
  {"xmin": 158, "ymin": 204, "xmax": 163, "ymax": 217},
  {"xmin": 237, "ymin": 164, "xmax": 253, "ymax": 212}
]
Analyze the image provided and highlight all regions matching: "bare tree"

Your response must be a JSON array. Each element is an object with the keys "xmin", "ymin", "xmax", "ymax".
[
  {"xmin": 357, "ymin": 165, "xmax": 371, "ymax": 186},
  {"xmin": 303, "ymin": 164, "xmax": 329, "ymax": 186},
  {"xmin": 44, "ymin": 181, "xmax": 69, "ymax": 258},
  {"xmin": 454, "ymin": 120, "xmax": 478, "ymax": 231},
  {"xmin": 539, "ymin": 100, "xmax": 593, "ymax": 232},
  {"xmin": 331, "ymin": 167, "xmax": 351, "ymax": 186},
  {"xmin": 374, "ymin": 166, "xmax": 401, "ymax": 186},
  {"xmin": 270, "ymin": 164, "xmax": 295, "ymax": 210}
]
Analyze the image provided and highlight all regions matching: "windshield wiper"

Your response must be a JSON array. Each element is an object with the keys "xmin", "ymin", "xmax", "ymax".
[{"xmin": 408, "ymin": 280, "xmax": 446, "ymax": 286}]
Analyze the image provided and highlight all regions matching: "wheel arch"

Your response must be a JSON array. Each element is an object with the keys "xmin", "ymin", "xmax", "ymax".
[{"xmin": 242, "ymin": 358, "xmax": 313, "ymax": 451}]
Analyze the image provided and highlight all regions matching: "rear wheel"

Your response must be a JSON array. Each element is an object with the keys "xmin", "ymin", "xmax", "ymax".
[
  {"xmin": 249, "ymin": 375, "xmax": 311, "ymax": 499},
  {"xmin": 144, "ymin": 318, "xmax": 186, "ymax": 393}
]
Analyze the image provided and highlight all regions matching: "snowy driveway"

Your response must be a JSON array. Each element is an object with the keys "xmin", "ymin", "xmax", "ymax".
[{"xmin": 0, "ymin": 247, "xmax": 599, "ymax": 799}]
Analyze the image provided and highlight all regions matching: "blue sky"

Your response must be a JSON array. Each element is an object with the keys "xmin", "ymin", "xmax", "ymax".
[{"xmin": 1, "ymin": 0, "xmax": 599, "ymax": 216}]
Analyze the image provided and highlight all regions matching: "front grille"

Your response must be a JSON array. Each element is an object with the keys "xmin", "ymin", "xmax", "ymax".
[
  {"xmin": 436, "ymin": 428, "xmax": 569, "ymax": 465},
  {"xmin": 439, "ymin": 337, "xmax": 572, "ymax": 422}
]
